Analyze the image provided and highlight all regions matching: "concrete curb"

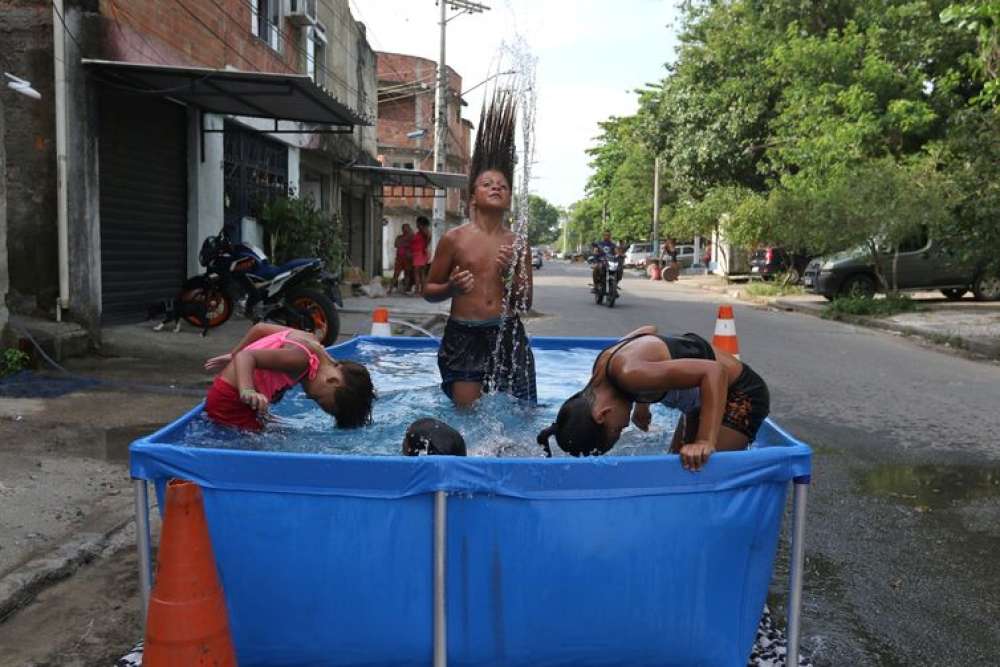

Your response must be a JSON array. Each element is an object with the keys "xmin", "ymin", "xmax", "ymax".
[
  {"xmin": 771, "ymin": 298, "xmax": 1000, "ymax": 361},
  {"xmin": 0, "ymin": 505, "xmax": 136, "ymax": 623}
]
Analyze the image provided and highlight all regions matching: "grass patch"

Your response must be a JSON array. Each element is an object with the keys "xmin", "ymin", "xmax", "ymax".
[
  {"xmin": 743, "ymin": 279, "xmax": 805, "ymax": 298},
  {"xmin": 823, "ymin": 294, "xmax": 921, "ymax": 319}
]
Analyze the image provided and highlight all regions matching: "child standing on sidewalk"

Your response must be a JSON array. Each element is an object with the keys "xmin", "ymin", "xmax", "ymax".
[
  {"xmin": 203, "ymin": 323, "xmax": 374, "ymax": 431},
  {"xmin": 423, "ymin": 90, "xmax": 536, "ymax": 407}
]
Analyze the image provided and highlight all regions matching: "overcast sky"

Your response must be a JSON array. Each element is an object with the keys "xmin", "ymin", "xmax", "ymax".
[{"xmin": 357, "ymin": 0, "xmax": 680, "ymax": 208}]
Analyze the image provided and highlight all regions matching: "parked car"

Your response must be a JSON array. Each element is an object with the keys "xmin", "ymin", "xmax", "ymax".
[
  {"xmin": 803, "ymin": 231, "xmax": 1000, "ymax": 301},
  {"xmin": 750, "ymin": 246, "xmax": 813, "ymax": 283},
  {"xmin": 675, "ymin": 244, "xmax": 696, "ymax": 269},
  {"xmin": 532, "ymin": 248, "xmax": 543, "ymax": 269},
  {"xmin": 625, "ymin": 243, "xmax": 652, "ymax": 268}
]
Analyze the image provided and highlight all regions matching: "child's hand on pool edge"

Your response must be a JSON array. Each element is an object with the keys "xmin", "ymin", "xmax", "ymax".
[
  {"xmin": 631, "ymin": 403, "xmax": 651, "ymax": 431},
  {"xmin": 204, "ymin": 353, "xmax": 232, "ymax": 373},
  {"xmin": 679, "ymin": 440, "xmax": 715, "ymax": 472}
]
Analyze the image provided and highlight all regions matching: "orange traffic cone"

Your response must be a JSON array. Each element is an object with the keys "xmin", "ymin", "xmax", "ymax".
[
  {"xmin": 144, "ymin": 479, "xmax": 237, "ymax": 666},
  {"xmin": 712, "ymin": 304, "xmax": 740, "ymax": 359},
  {"xmin": 371, "ymin": 307, "xmax": 391, "ymax": 336}
]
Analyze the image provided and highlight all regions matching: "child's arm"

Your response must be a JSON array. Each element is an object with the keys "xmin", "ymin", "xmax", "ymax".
[
  {"xmin": 204, "ymin": 323, "xmax": 290, "ymax": 372},
  {"xmin": 231, "ymin": 347, "xmax": 311, "ymax": 413},
  {"xmin": 618, "ymin": 358, "xmax": 728, "ymax": 471},
  {"xmin": 424, "ymin": 234, "xmax": 474, "ymax": 302}
]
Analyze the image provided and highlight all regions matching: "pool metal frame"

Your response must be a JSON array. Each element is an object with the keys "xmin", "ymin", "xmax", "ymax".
[{"xmin": 132, "ymin": 476, "xmax": 810, "ymax": 665}]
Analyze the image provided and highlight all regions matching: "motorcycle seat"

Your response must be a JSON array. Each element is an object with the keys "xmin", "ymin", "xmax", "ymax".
[{"xmin": 253, "ymin": 258, "xmax": 318, "ymax": 280}]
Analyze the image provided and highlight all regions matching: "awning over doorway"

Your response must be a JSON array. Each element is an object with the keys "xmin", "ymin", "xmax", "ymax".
[
  {"xmin": 348, "ymin": 165, "xmax": 467, "ymax": 191},
  {"xmin": 82, "ymin": 59, "xmax": 369, "ymax": 127}
]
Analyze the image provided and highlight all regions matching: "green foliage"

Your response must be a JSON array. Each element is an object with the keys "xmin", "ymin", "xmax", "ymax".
[
  {"xmin": 941, "ymin": 1, "xmax": 1000, "ymax": 106},
  {"xmin": 259, "ymin": 195, "xmax": 343, "ymax": 271},
  {"xmin": 573, "ymin": 0, "xmax": 993, "ymax": 270},
  {"xmin": 564, "ymin": 197, "xmax": 604, "ymax": 253},
  {"xmin": 1, "ymin": 348, "xmax": 30, "ymax": 377},
  {"xmin": 743, "ymin": 279, "xmax": 805, "ymax": 298},
  {"xmin": 823, "ymin": 294, "xmax": 922, "ymax": 318},
  {"xmin": 927, "ymin": 108, "xmax": 1000, "ymax": 272},
  {"xmin": 518, "ymin": 194, "xmax": 562, "ymax": 246}
]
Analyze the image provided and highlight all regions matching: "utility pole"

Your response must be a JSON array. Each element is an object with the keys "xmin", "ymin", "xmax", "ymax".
[
  {"xmin": 652, "ymin": 155, "xmax": 660, "ymax": 261},
  {"xmin": 431, "ymin": 0, "xmax": 490, "ymax": 253}
]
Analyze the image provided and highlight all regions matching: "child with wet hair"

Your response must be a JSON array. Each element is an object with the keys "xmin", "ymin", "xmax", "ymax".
[
  {"xmin": 423, "ymin": 89, "xmax": 537, "ymax": 408},
  {"xmin": 402, "ymin": 418, "xmax": 467, "ymax": 457},
  {"xmin": 203, "ymin": 323, "xmax": 375, "ymax": 431},
  {"xmin": 537, "ymin": 325, "xmax": 769, "ymax": 470}
]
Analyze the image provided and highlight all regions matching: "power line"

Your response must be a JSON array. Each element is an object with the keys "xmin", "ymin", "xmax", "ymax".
[{"xmin": 174, "ymin": 0, "xmax": 294, "ymax": 74}]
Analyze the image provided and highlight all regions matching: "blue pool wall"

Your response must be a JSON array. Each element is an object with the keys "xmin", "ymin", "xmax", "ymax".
[{"xmin": 130, "ymin": 335, "xmax": 812, "ymax": 667}]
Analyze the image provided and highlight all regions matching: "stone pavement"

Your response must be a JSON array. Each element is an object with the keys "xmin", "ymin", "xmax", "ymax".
[{"xmin": 674, "ymin": 272, "xmax": 1000, "ymax": 361}]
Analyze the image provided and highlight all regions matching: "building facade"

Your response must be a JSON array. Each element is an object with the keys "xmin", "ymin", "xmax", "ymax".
[
  {"xmin": 0, "ymin": 0, "xmax": 379, "ymax": 338},
  {"xmin": 376, "ymin": 51, "xmax": 472, "ymax": 273}
]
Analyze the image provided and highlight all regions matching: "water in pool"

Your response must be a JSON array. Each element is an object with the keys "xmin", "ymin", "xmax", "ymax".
[{"xmin": 181, "ymin": 342, "xmax": 683, "ymax": 457}]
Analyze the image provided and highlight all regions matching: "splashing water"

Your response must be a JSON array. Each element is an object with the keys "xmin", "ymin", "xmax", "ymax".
[
  {"xmin": 177, "ymin": 343, "xmax": 680, "ymax": 458},
  {"xmin": 487, "ymin": 36, "xmax": 539, "ymax": 395}
]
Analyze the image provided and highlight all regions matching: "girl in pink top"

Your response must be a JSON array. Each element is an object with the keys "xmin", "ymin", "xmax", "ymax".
[
  {"xmin": 410, "ymin": 216, "xmax": 432, "ymax": 294},
  {"xmin": 203, "ymin": 324, "xmax": 375, "ymax": 431}
]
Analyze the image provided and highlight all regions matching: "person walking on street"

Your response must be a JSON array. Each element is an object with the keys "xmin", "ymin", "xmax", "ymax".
[
  {"xmin": 410, "ymin": 216, "xmax": 432, "ymax": 295},
  {"xmin": 390, "ymin": 223, "xmax": 414, "ymax": 294}
]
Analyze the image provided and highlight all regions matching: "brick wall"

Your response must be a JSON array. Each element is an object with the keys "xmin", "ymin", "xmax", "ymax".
[
  {"xmin": 375, "ymin": 51, "xmax": 471, "ymax": 221},
  {"xmin": 98, "ymin": 0, "xmax": 299, "ymax": 74}
]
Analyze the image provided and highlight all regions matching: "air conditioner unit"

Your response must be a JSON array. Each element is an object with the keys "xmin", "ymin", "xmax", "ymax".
[{"xmin": 287, "ymin": 0, "xmax": 318, "ymax": 26}]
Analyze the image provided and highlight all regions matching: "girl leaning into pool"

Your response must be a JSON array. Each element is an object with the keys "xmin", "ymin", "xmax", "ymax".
[{"xmin": 536, "ymin": 325, "xmax": 769, "ymax": 470}]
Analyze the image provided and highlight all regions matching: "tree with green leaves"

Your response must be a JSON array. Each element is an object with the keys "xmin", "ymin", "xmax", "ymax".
[{"xmin": 520, "ymin": 194, "xmax": 562, "ymax": 247}]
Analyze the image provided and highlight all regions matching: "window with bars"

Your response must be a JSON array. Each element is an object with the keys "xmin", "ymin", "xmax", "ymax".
[{"xmin": 250, "ymin": 0, "xmax": 283, "ymax": 53}]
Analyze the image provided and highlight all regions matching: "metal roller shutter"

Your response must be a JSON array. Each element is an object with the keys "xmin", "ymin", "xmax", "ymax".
[{"xmin": 99, "ymin": 91, "xmax": 187, "ymax": 323}]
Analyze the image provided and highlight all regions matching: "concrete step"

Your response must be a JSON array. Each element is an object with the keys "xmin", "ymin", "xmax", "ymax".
[{"xmin": 7, "ymin": 315, "xmax": 92, "ymax": 362}]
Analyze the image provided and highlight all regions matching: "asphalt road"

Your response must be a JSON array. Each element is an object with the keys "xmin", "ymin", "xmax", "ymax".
[{"xmin": 528, "ymin": 261, "xmax": 1000, "ymax": 666}]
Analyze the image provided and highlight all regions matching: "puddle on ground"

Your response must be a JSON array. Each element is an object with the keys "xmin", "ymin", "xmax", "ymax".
[{"xmin": 859, "ymin": 464, "xmax": 1000, "ymax": 510}]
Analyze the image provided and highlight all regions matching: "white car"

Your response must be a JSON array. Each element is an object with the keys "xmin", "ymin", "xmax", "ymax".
[{"xmin": 625, "ymin": 243, "xmax": 652, "ymax": 268}]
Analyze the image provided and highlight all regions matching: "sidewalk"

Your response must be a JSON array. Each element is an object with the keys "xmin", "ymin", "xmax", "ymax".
[{"xmin": 677, "ymin": 273, "xmax": 1000, "ymax": 361}]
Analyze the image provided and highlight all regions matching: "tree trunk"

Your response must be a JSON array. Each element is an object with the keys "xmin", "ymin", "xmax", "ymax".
[
  {"xmin": 867, "ymin": 240, "xmax": 888, "ymax": 293},
  {"xmin": 891, "ymin": 246, "xmax": 900, "ymax": 296}
]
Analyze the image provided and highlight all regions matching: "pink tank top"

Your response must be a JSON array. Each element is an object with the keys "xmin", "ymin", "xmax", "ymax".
[{"xmin": 244, "ymin": 330, "xmax": 321, "ymax": 400}]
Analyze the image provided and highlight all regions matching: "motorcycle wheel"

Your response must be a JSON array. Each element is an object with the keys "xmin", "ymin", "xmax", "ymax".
[
  {"xmin": 286, "ymin": 287, "xmax": 340, "ymax": 345},
  {"xmin": 607, "ymin": 280, "xmax": 617, "ymax": 308},
  {"xmin": 594, "ymin": 289, "xmax": 604, "ymax": 305},
  {"xmin": 179, "ymin": 277, "xmax": 233, "ymax": 328}
]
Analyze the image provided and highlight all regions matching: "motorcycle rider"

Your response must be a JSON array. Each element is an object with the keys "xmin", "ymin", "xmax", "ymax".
[{"xmin": 590, "ymin": 230, "xmax": 618, "ymax": 293}]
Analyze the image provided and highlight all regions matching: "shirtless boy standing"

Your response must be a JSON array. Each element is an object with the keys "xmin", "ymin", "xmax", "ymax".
[{"xmin": 424, "ymin": 90, "xmax": 536, "ymax": 407}]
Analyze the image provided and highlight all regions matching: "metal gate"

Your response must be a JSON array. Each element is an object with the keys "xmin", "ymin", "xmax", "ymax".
[
  {"xmin": 99, "ymin": 91, "xmax": 187, "ymax": 323},
  {"xmin": 223, "ymin": 122, "xmax": 288, "ymax": 241}
]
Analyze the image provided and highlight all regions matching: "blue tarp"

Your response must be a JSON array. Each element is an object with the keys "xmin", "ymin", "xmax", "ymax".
[{"xmin": 130, "ymin": 336, "xmax": 812, "ymax": 667}]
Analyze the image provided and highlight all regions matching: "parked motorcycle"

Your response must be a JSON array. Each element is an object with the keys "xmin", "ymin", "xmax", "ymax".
[
  {"xmin": 592, "ymin": 255, "xmax": 621, "ymax": 308},
  {"xmin": 179, "ymin": 230, "xmax": 342, "ymax": 345}
]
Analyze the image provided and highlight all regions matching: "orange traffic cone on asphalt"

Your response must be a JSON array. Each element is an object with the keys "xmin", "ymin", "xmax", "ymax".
[
  {"xmin": 712, "ymin": 304, "xmax": 741, "ymax": 359},
  {"xmin": 371, "ymin": 307, "xmax": 392, "ymax": 336},
  {"xmin": 144, "ymin": 479, "xmax": 236, "ymax": 667}
]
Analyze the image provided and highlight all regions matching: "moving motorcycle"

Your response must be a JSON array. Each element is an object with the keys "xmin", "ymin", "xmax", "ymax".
[
  {"xmin": 179, "ymin": 230, "xmax": 342, "ymax": 345},
  {"xmin": 592, "ymin": 254, "xmax": 621, "ymax": 308}
]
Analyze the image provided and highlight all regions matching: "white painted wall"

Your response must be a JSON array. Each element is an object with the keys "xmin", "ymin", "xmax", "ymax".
[{"xmin": 187, "ymin": 112, "xmax": 225, "ymax": 276}]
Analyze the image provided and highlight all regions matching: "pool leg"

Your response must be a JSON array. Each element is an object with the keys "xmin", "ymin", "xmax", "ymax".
[
  {"xmin": 133, "ymin": 479, "xmax": 153, "ymax": 631},
  {"xmin": 787, "ymin": 477, "xmax": 809, "ymax": 666},
  {"xmin": 434, "ymin": 490, "xmax": 448, "ymax": 667}
]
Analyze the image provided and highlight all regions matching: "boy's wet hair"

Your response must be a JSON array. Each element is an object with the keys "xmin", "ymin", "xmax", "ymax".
[
  {"xmin": 469, "ymin": 88, "xmax": 516, "ymax": 196},
  {"xmin": 326, "ymin": 361, "xmax": 375, "ymax": 429},
  {"xmin": 403, "ymin": 418, "xmax": 466, "ymax": 457},
  {"xmin": 536, "ymin": 387, "xmax": 613, "ymax": 457},
  {"xmin": 415, "ymin": 215, "xmax": 430, "ymax": 228}
]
